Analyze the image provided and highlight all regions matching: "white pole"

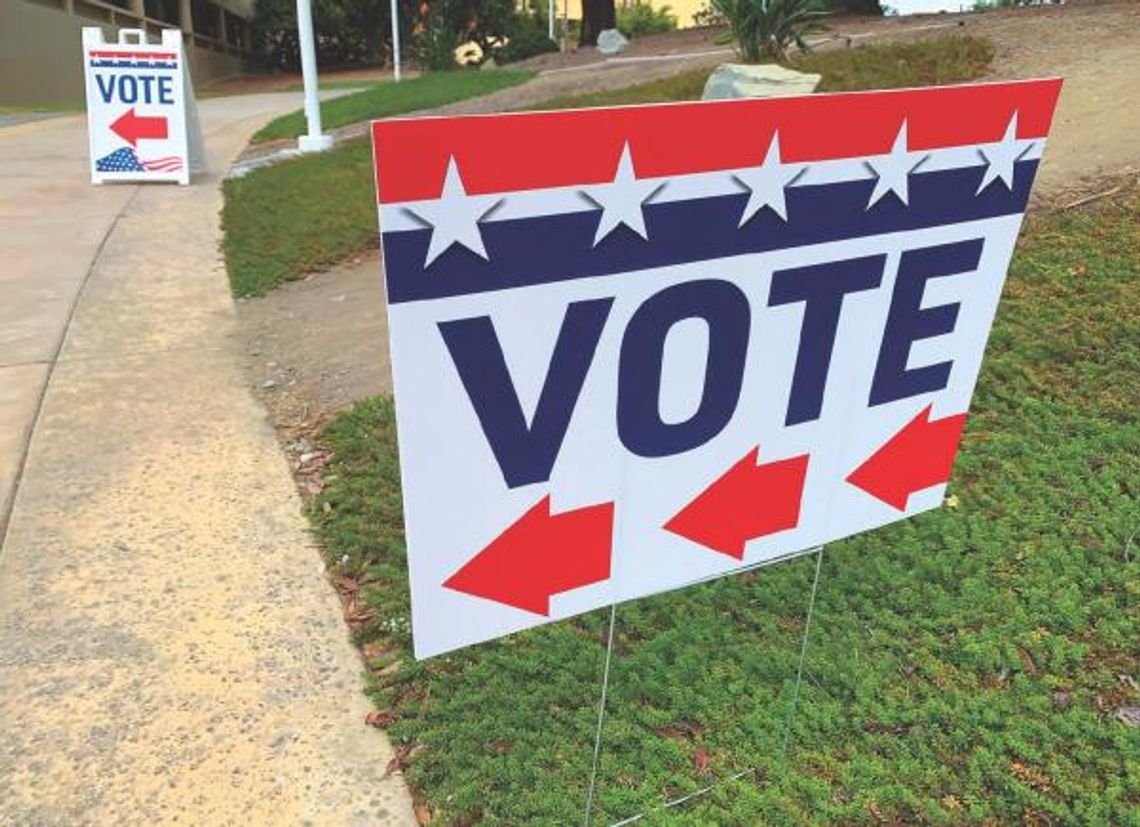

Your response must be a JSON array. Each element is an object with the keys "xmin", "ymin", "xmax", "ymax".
[
  {"xmin": 390, "ymin": 0, "xmax": 402, "ymax": 81},
  {"xmin": 548, "ymin": 0, "xmax": 555, "ymax": 41},
  {"xmin": 296, "ymin": 0, "xmax": 332, "ymax": 152}
]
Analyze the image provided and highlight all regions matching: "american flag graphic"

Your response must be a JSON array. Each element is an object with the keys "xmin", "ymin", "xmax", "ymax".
[{"xmin": 96, "ymin": 147, "xmax": 183, "ymax": 174}]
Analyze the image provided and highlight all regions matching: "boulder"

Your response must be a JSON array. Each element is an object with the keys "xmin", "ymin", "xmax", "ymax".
[
  {"xmin": 596, "ymin": 28, "xmax": 629, "ymax": 56},
  {"xmin": 701, "ymin": 63, "xmax": 821, "ymax": 101}
]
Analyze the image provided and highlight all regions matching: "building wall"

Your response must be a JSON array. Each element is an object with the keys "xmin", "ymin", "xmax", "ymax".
[
  {"xmin": 554, "ymin": 0, "xmax": 709, "ymax": 30},
  {"xmin": 0, "ymin": 0, "xmax": 250, "ymax": 108}
]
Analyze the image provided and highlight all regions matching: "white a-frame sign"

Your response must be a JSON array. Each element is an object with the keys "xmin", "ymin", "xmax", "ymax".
[{"xmin": 82, "ymin": 27, "xmax": 205, "ymax": 185}]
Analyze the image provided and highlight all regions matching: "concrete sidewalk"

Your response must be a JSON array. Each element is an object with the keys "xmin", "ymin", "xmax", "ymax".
[{"xmin": 0, "ymin": 98, "xmax": 416, "ymax": 824}]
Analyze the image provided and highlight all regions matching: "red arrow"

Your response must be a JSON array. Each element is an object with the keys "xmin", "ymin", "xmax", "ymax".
[
  {"xmin": 443, "ymin": 496, "xmax": 614, "ymax": 615},
  {"xmin": 110, "ymin": 107, "xmax": 168, "ymax": 147},
  {"xmin": 665, "ymin": 448, "xmax": 809, "ymax": 559},
  {"xmin": 846, "ymin": 405, "xmax": 968, "ymax": 511}
]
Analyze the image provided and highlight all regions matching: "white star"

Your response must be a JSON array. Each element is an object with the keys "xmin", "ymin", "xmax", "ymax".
[
  {"xmin": 733, "ymin": 132, "xmax": 803, "ymax": 226},
  {"xmin": 976, "ymin": 112, "xmax": 1034, "ymax": 195},
  {"xmin": 865, "ymin": 121, "xmax": 928, "ymax": 210},
  {"xmin": 406, "ymin": 156, "xmax": 501, "ymax": 267},
  {"xmin": 581, "ymin": 142, "xmax": 661, "ymax": 246}
]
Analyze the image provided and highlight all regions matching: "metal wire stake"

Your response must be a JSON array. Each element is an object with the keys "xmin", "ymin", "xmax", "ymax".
[
  {"xmin": 584, "ymin": 602, "xmax": 619, "ymax": 826},
  {"xmin": 780, "ymin": 546, "xmax": 826, "ymax": 762}
]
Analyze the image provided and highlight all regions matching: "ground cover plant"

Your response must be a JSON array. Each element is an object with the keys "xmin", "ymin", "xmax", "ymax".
[
  {"xmin": 795, "ymin": 35, "xmax": 995, "ymax": 93},
  {"xmin": 224, "ymin": 36, "xmax": 993, "ymax": 298},
  {"xmin": 250, "ymin": 69, "xmax": 534, "ymax": 143},
  {"xmin": 313, "ymin": 182, "xmax": 1140, "ymax": 824},
  {"xmin": 534, "ymin": 35, "xmax": 992, "ymax": 110}
]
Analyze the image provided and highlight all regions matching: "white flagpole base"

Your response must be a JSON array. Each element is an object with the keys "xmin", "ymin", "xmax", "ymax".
[{"xmin": 298, "ymin": 134, "xmax": 334, "ymax": 153}]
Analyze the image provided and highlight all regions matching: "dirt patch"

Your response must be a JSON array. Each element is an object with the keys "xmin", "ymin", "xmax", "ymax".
[
  {"xmin": 237, "ymin": 251, "xmax": 390, "ymax": 442},
  {"xmin": 829, "ymin": 1, "xmax": 1140, "ymax": 190},
  {"xmin": 236, "ymin": 1, "xmax": 1140, "ymax": 441}
]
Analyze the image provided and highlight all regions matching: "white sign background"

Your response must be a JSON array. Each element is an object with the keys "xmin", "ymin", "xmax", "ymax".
[
  {"xmin": 83, "ymin": 28, "xmax": 191, "ymax": 185},
  {"xmin": 391, "ymin": 215, "xmax": 1022, "ymax": 658}
]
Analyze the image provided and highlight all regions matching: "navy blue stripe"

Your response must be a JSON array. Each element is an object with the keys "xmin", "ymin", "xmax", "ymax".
[{"xmin": 383, "ymin": 160, "xmax": 1037, "ymax": 305}]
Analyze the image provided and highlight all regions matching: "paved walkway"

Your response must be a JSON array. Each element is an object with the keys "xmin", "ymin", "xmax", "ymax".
[{"xmin": 0, "ymin": 97, "xmax": 416, "ymax": 825}]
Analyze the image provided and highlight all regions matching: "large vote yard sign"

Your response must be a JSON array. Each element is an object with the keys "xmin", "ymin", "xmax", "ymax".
[
  {"xmin": 82, "ymin": 28, "xmax": 200, "ymax": 185},
  {"xmin": 372, "ymin": 80, "xmax": 1061, "ymax": 658}
]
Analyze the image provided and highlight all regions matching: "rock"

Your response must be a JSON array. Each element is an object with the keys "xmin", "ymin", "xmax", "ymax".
[
  {"xmin": 596, "ymin": 29, "xmax": 629, "ymax": 56},
  {"xmin": 701, "ymin": 63, "xmax": 821, "ymax": 101},
  {"xmin": 261, "ymin": 379, "xmax": 277, "ymax": 390},
  {"xmin": 480, "ymin": 57, "xmax": 497, "ymax": 70}
]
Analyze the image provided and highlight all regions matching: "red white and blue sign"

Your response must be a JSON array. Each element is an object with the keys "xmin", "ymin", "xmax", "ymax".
[
  {"xmin": 371, "ymin": 79, "xmax": 1061, "ymax": 659},
  {"xmin": 83, "ymin": 28, "xmax": 193, "ymax": 185}
]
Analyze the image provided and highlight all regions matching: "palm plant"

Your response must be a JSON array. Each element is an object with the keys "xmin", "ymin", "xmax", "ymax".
[{"xmin": 710, "ymin": 0, "xmax": 828, "ymax": 63}]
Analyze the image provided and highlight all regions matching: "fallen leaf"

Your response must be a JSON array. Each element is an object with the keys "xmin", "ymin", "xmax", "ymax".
[
  {"xmin": 1052, "ymin": 690, "xmax": 1072, "ymax": 711},
  {"xmin": 365, "ymin": 710, "xmax": 396, "ymax": 728},
  {"xmin": 362, "ymin": 641, "xmax": 394, "ymax": 660},
  {"xmin": 414, "ymin": 803, "xmax": 431, "ymax": 825},
  {"xmin": 657, "ymin": 720, "xmax": 704, "ymax": 741},
  {"xmin": 1011, "ymin": 760, "xmax": 1052, "ymax": 791},
  {"xmin": 693, "ymin": 749, "xmax": 712, "ymax": 774},
  {"xmin": 385, "ymin": 743, "xmax": 423, "ymax": 777}
]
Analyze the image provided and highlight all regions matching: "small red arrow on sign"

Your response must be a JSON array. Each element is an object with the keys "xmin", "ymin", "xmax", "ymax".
[
  {"xmin": 110, "ymin": 107, "xmax": 168, "ymax": 147},
  {"xmin": 665, "ymin": 448, "xmax": 809, "ymax": 559},
  {"xmin": 443, "ymin": 496, "xmax": 614, "ymax": 615},
  {"xmin": 846, "ymin": 405, "xmax": 968, "ymax": 511}
]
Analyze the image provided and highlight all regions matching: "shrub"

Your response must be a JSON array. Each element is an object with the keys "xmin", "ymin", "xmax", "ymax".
[
  {"xmin": 830, "ymin": 0, "xmax": 882, "ymax": 12},
  {"xmin": 252, "ymin": 0, "xmax": 392, "ymax": 70},
  {"xmin": 411, "ymin": 0, "xmax": 526, "ymax": 70},
  {"xmin": 710, "ymin": 0, "xmax": 828, "ymax": 63},
  {"xmin": 617, "ymin": 2, "xmax": 678, "ymax": 38},
  {"xmin": 495, "ymin": 13, "xmax": 559, "ymax": 63},
  {"xmin": 692, "ymin": 2, "xmax": 726, "ymax": 26}
]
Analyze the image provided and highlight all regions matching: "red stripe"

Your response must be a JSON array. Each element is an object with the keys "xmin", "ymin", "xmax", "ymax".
[
  {"xmin": 90, "ymin": 50, "xmax": 178, "ymax": 59},
  {"xmin": 372, "ymin": 79, "xmax": 1060, "ymax": 204}
]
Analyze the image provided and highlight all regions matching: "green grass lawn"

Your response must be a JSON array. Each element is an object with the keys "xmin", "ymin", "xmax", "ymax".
[
  {"xmin": 223, "ymin": 140, "xmax": 376, "ymax": 297},
  {"xmin": 312, "ymin": 185, "xmax": 1140, "ymax": 824},
  {"xmin": 224, "ymin": 70, "xmax": 532, "ymax": 297},
  {"xmin": 223, "ymin": 36, "xmax": 995, "ymax": 298},
  {"xmin": 250, "ymin": 69, "xmax": 534, "ymax": 144}
]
